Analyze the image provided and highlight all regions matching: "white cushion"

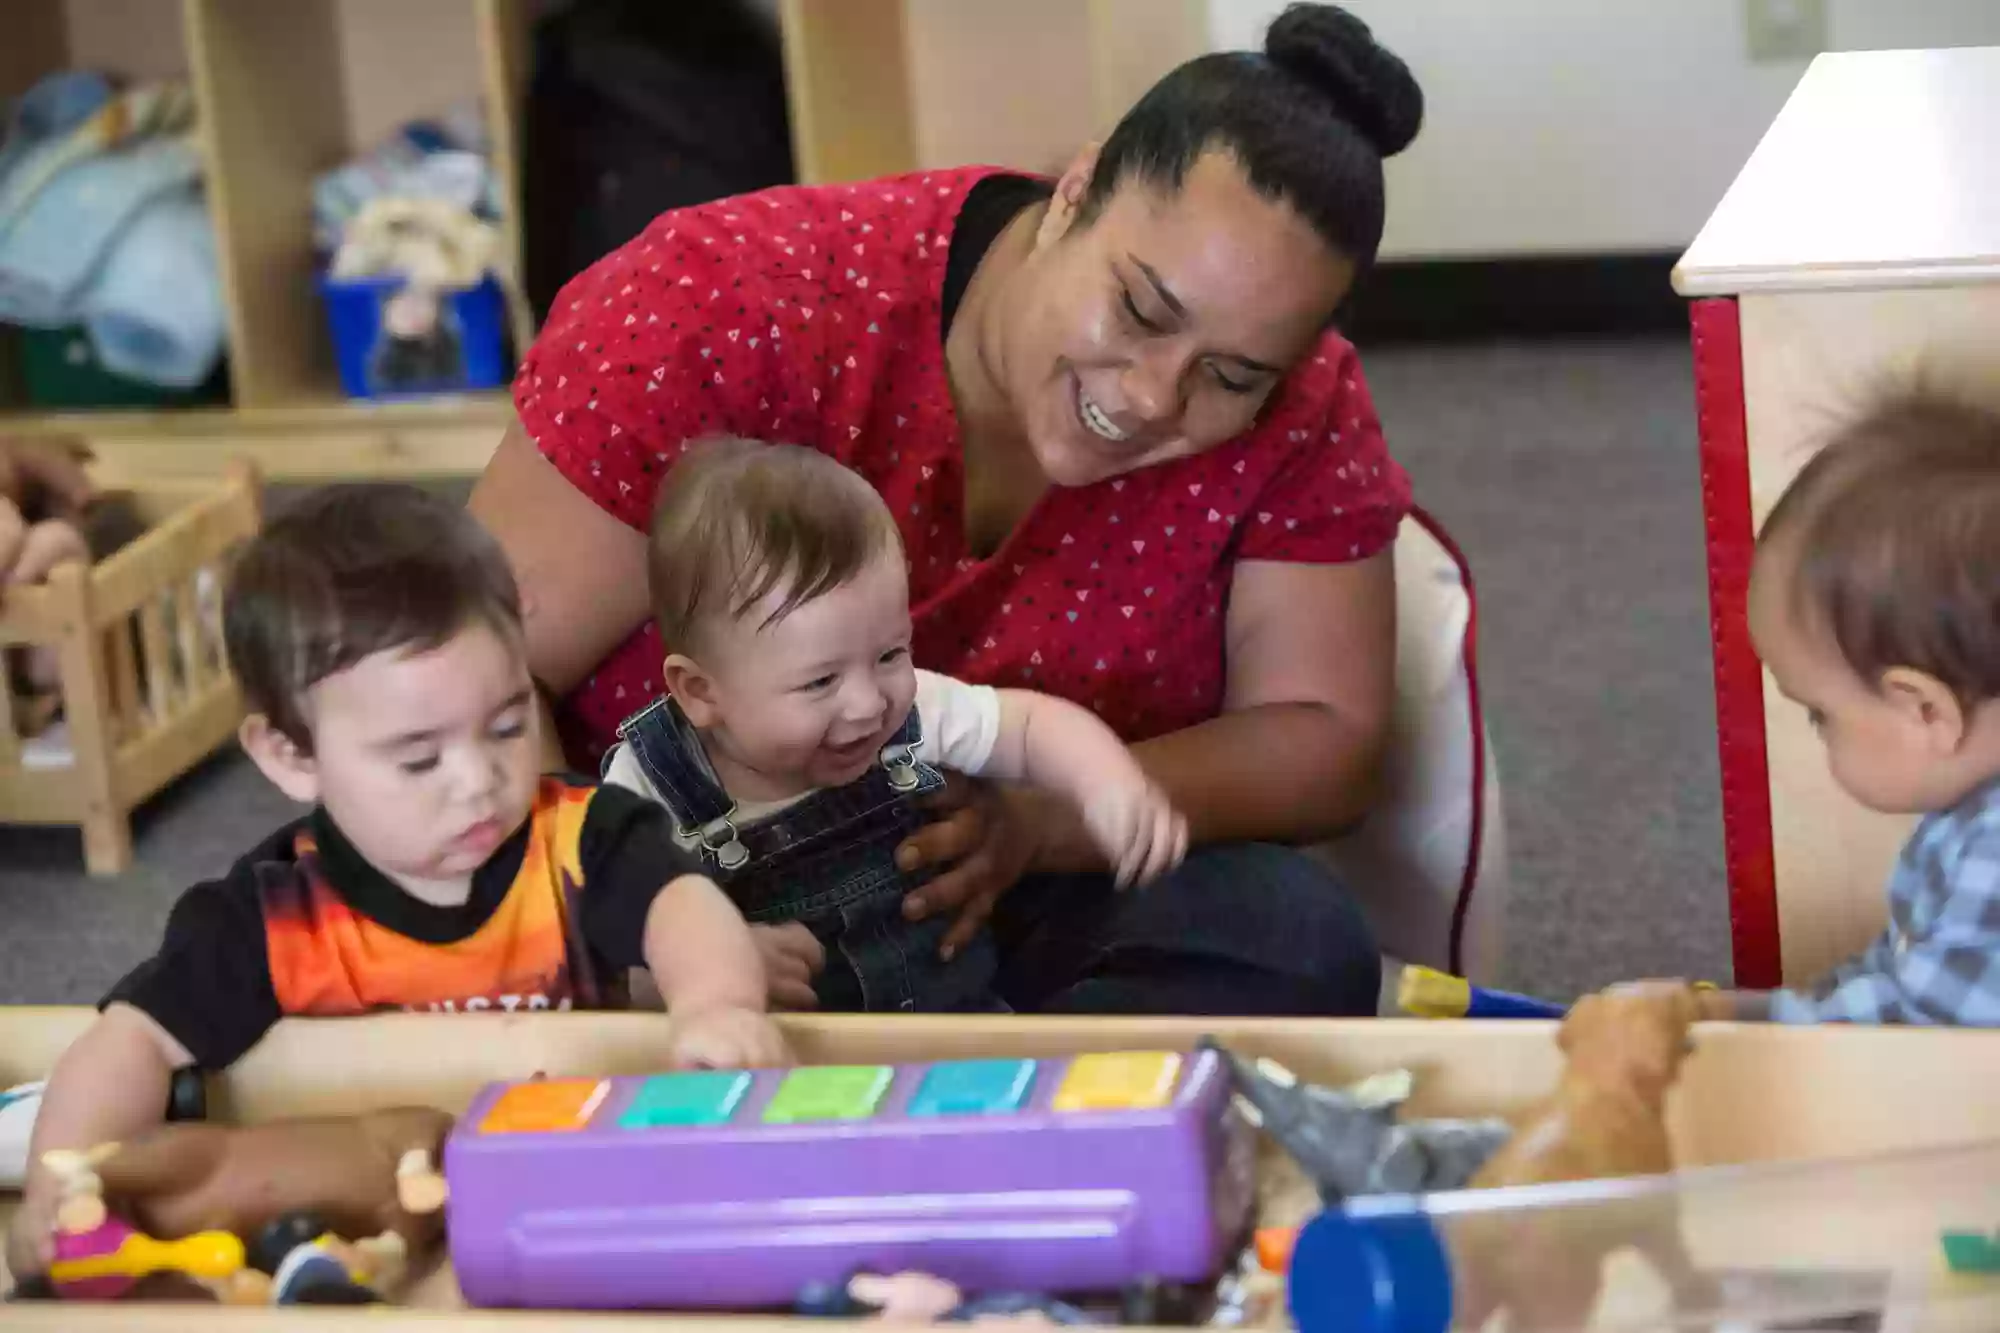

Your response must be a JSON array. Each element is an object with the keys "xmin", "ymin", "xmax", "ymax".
[{"xmin": 1312, "ymin": 512, "xmax": 1510, "ymax": 984}]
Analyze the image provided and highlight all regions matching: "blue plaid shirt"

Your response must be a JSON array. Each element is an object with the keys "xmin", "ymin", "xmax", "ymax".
[{"xmin": 1770, "ymin": 779, "xmax": 2000, "ymax": 1025}]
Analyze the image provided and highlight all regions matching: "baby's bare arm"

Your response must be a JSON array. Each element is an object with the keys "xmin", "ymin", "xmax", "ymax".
[{"xmin": 986, "ymin": 688, "xmax": 1145, "ymax": 799}]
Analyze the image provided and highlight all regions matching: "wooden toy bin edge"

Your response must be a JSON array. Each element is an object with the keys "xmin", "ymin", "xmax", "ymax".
[{"xmin": 3, "ymin": 1008, "xmax": 1999, "ymax": 1329}]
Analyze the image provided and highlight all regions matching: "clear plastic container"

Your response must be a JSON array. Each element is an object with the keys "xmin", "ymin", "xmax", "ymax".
[{"xmin": 1288, "ymin": 1139, "xmax": 2000, "ymax": 1332}]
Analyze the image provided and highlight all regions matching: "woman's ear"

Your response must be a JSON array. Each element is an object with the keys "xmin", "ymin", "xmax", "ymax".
[
  {"xmin": 1036, "ymin": 141, "xmax": 1103, "ymax": 248},
  {"xmin": 1881, "ymin": 666, "xmax": 1968, "ymax": 755},
  {"xmin": 239, "ymin": 714, "xmax": 319, "ymax": 803},
  {"xmin": 661, "ymin": 653, "xmax": 722, "ymax": 728}
]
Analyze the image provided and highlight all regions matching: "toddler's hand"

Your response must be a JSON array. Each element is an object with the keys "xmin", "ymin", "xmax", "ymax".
[
  {"xmin": 667, "ymin": 1003, "xmax": 792, "ymax": 1071},
  {"xmin": 5, "ymin": 1176, "xmax": 59, "ymax": 1281},
  {"xmin": 1083, "ymin": 778, "xmax": 1188, "ymax": 890},
  {"xmin": 751, "ymin": 921, "xmax": 826, "ymax": 1012}
]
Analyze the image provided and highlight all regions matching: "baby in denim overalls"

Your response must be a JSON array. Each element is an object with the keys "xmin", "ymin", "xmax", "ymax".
[{"xmin": 602, "ymin": 439, "xmax": 1186, "ymax": 1013}]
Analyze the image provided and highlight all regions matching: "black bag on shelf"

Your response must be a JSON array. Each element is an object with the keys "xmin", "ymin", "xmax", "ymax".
[{"xmin": 521, "ymin": 0, "xmax": 796, "ymax": 321}]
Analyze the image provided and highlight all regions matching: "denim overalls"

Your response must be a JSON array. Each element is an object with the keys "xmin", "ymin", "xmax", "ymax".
[{"xmin": 610, "ymin": 696, "xmax": 1002, "ymax": 1012}]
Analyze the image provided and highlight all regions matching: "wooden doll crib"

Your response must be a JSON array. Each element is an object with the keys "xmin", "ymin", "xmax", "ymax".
[{"xmin": 0, "ymin": 461, "xmax": 262, "ymax": 873}]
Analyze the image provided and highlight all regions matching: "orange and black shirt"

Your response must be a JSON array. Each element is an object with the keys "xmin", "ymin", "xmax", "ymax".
[{"xmin": 102, "ymin": 775, "xmax": 706, "ymax": 1070}]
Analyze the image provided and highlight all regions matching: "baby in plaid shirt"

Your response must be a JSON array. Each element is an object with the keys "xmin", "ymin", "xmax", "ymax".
[{"xmin": 1700, "ymin": 395, "xmax": 2000, "ymax": 1025}]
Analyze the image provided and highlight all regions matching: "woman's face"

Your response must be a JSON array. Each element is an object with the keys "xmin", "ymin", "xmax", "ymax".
[{"xmin": 1001, "ymin": 148, "xmax": 1356, "ymax": 487}]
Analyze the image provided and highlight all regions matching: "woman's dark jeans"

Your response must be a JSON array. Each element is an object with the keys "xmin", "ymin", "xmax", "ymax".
[{"xmin": 988, "ymin": 842, "xmax": 1381, "ymax": 1017}]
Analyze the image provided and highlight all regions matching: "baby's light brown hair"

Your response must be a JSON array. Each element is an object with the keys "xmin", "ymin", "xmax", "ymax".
[
  {"xmin": 648, "ymin": 439, "xmax": 903, "ymax": 654},
  {"xmin": 1759, "ymin": 394, "xmax": 2000, "ymax": 707}
]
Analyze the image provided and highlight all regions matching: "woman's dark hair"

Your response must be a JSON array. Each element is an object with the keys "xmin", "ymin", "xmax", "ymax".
[{"xmin": 1076, "ymin": 3, "xmax": 1422, "ymax": 271}]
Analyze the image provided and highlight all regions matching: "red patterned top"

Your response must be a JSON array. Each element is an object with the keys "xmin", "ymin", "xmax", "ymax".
[{"xmin": 515, "ymin": 166, "xmax": 1411, "ymax": 763}]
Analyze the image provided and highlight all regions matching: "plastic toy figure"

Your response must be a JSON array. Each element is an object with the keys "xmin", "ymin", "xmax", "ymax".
[
  {"xmin": 224, "ymin": 1209, "xmax": 409, "ymax": 1305},
  {"xmin": 1204, "ymin": 1039, "xmax": 1511, "ymax": 1201},
  {"xmin": 1452, "ymin": 980, "xmax": 1719, "ymax": 1331},
  {"xmin": 796, "ymin": 1270, "xmax": 1097, "ymax": 1325}
]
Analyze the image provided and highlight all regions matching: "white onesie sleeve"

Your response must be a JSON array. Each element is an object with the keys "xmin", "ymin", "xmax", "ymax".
[
  {"xmin": 601, "ymin": 741, "xmax": 665, "ymax": 804},
  {"xmin": 912, "ymin": 669, "xmax": 1002, "ymax": 775}
]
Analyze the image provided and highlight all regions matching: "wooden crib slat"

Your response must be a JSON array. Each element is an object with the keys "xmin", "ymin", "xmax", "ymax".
[
  {"xmin": 139, "ymin": 594, "xmax": 176, "ymax": 722},
  {"xmin": 177, "ymin": 573, "xmax": 212, "ymax": 695},
  {"xmin": 197, "ymin": 566, "xmax": 226, "ymax": 680},
  {"xmin": 106, "ymin": 621, "xmax": 143, "ymax": 744},
  {"xmin": 0, "ymin": 669, "xmax": 19, "ymax": 768},
  {"xmin": 46, "ymin": 561, "xmax": 130, "ymax": 874}
]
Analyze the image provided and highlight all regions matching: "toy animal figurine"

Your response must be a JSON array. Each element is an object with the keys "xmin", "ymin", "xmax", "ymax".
[
  {"xmin": 40, "ymin": 1143, "xmax": 244, "ymax": 1301},
  {"xmin": 1450, "ymin": 980, "xmax": 1718, "ymax": 1332},
  {"xmin": 1205, "ymin": 1040, "xmax": 1511, "ymax": 1200},
  {"xmin": 83, "ymin": 1107, "xmax": 453, "ymax": 1262}
]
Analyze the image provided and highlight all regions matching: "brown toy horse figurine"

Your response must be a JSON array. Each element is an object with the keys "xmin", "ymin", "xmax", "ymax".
[
  {"xmin": 83, "ymin": 1107, "xmax": 453, "ymax": 1263},
  {"xmin": 1451, "ymin": 981, "xmax": 1716, "ymax": 1331}
]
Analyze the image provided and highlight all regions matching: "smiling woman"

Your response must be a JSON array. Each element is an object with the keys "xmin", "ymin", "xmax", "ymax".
[{"xmin": 467, "ymin": 2, "xmax": 1427, "ymax": 1018}]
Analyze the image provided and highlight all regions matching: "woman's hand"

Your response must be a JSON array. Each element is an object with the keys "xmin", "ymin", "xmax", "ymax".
[{"xmin": 896, "ymin": 775, "xmax": 1091, "ymax": 959}]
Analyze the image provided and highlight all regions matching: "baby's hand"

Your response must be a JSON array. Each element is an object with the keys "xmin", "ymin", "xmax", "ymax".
[
  {"xmin": 667, "ymin": 1003, "xmax": 792, "ymax": 1071},
  {"xmin": 751, "ymin": 921, "xmax": 826, "ymax": 1012},
  {"xmin": 1083, "ymin": 777, "xmax": 1188, "ymax": 890}
]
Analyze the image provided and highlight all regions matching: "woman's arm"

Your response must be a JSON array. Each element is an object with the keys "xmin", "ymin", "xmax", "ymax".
[
  {"xmin": 1030, "ymin": 551, "xmax": 1396, "ymax": 867},
  {"xmin": 467, "ymin": 423, "xmax": 653, "ymax": 769},
  {"xmin": 1159, "ymin": 552, "xmax": 1396, "ymax": 839}
]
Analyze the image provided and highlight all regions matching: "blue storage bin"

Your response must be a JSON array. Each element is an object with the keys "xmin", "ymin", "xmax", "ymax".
[{"xmin": 318, "ymin": 270, "xmax": 506, "ymax": 400}]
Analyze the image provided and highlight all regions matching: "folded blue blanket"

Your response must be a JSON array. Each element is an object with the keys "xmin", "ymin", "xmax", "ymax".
[
  {"xmin": 0, "ymin": 71, "xmax": 113, "ymax": 222},
  {"xmin": 0, "ymin": 134, "xmax": 203, "ymax": 328},
  {"xmin": 85, "ymin": 185, "xmax": 225, "ymax": 389}
]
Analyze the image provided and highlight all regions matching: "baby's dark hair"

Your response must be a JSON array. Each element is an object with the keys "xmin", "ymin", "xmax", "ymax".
[
  {"xmin": 223, "ymin": 482, "xmax": 522, "ymax": 749},
  {"xmin": 1075, "ymin": 2, "xmax": 1423, "ymax": 275},
  {"xmin": 648, "ymin": 438, "xmax": 901, "ymax": 654},
  {"xmin": 1760, "ymin": 394, "xmax": 2000, "ymax": 706}
]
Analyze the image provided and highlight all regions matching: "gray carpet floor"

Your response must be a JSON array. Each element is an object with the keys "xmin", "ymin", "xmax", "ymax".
[{"xmin": 0, "ymin": 335, "xmax": 1730, "ymax": 1006}]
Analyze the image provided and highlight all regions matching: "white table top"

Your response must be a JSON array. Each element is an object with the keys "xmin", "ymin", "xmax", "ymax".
[{"xmin": 1674, "ymin": 46, "xmax": 2000, "ymax": 296}]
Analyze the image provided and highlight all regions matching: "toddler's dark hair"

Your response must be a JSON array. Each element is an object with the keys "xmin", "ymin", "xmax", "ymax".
[
  {"xmin": 1760, "ymin": 394, "xmax": 2000, "ymax": 706},
  {"xmin": 223, "ymin": 482, "xmax": 522, "ymax": 749}
]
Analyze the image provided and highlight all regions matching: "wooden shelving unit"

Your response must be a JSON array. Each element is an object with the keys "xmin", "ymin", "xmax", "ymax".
[
  {"xmin": 0, "ymin": 0, "xmax": 532, "ymax": 483},
  {"xmin": 1, "ymin": 0, "xmax": 1206, "ymax": 485},
  {"xmin": 777, "ymin": 0, "xmax": 1206, "ymax": 187}
]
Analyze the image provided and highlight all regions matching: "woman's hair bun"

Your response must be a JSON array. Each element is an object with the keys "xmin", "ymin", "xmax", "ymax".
[{"xmin": 1265, "ymin": 3, "xmax": 1424, "ymax": 158}]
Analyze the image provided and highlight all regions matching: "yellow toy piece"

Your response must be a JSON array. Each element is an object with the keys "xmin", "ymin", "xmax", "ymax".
[
  {"xmin": 1397, "ymin": 964, "xmax": 1474, "ymax": 1018},
  {"xmin": 48, "ymin": 1227, "xmax": 246, "ymax": 1285}
]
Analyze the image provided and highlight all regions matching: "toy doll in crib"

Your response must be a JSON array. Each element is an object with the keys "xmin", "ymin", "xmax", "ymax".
[{"xmin": 0, "ymin": 434, "xmax": 146, "ymax": 736}]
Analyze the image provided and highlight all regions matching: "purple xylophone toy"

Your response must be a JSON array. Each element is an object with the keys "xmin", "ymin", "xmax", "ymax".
[{"xmin": 444, "ymin": 1048, "xmax": 1256, "ymax": 1310}]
